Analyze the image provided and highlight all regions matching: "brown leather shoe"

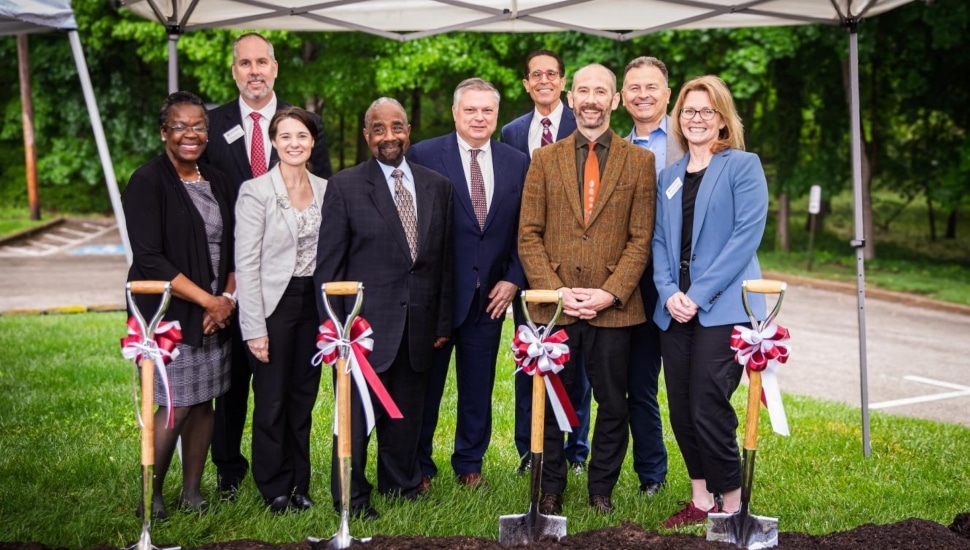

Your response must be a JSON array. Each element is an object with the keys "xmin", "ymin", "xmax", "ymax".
[
  {"xmin": 418, "ymin": 475, "xmax": 432, "ymax": 495},
  {"xmin": 457, "ymin": 472, "xmax": 489, "ymax": 489},
  {"xmin": 538, "ymin": 493, "xmax": 563, "ymax": 515},
  {"xmin": 589, "ymin": 494, "xmax": 613, "ymax": 514}
]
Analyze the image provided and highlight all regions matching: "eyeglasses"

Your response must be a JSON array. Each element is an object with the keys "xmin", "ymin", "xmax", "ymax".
[
  {"xmin": 528, "ymin": 69, "xmax": 560, "ymax": 82},
  {"xmin": 165, "ymin": 125, "xmax": 209, "ymax": 135},
  {"xmin": 680, "ymin": 108, "xmax": 719, "ymax": 121}
]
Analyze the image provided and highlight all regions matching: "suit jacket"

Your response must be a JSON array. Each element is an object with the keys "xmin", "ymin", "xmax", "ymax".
[
  {"xmin": 500, "ymin": 105, "xmax": 577, "ymax": 156},
  {"xmin": 313, "ymin": 159, "xmax": 454, "ymax": 373},
  {"xmin": 124, "ymin": 154, "xmax": 236, "ymax": 347},
  {"xmin": 408, "ymin": 133, "xmax": 528, "ymax": 326},
  {"xmin": 235, "ymin": 164, "xmax": 328, "ymax": 341},
  {"xmin": 518, "ymin": 131, "xmax": 656, "ymax": 327},
  {"xmin": 203, "ymin": 97, "xmax": 333, "ymax": 187},
  {"xmin": 652, "ymin": 149, "xmax": 768, "ymax": 330}
]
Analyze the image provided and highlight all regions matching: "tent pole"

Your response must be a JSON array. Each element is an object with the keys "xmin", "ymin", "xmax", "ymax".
[
  {"xmin": 847, "ymin": 21, "xmax": 871, "ymax": 458},
  {"xmin": 68, "ymin": 29, "xmax": 132, "ymax": 266},
  {"xmin": 168, "ymin": 32, "xmax": 179, "ymax": 93}
]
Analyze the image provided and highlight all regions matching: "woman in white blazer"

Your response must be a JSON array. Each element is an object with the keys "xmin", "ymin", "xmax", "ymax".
[
  {"xmin": 235, "ymin": 107, "xmax": 327, "ymax": 514},
  {"xmin": 652, "ymin": 76, "xmax": 768, "ymax": 528}
]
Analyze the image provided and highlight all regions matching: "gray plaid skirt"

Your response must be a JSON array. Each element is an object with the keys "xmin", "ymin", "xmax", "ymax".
[{"xmin": 152, "ymin": 329, "xmax": 231, "ymax": 407}]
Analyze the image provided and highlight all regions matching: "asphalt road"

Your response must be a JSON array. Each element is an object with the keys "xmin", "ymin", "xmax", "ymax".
[{"xmin": 1, "ymin": 221, "xmax": 968, "ymax": 430}]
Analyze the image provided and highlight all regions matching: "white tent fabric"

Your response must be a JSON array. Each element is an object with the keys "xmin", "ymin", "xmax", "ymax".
[
  {"xmin": 1, "ymin": 0, "xmax": 131, "ymax": 265},
  {"xmin": 127, "ymin": 0, "xmax": 919, "ymax": 457}
]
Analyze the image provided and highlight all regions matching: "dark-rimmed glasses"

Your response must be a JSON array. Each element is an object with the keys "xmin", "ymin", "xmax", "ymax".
[
  {"xmin": 528, "ymin": 70, "xmax": 560, "ymax": 82},
  {"xmin": 165, "ymin": 125, "xmax": 209, "ymax": 135},
  {"xmin": 680, "ymin": 108, "xmax": 719, "ymax": 121}
]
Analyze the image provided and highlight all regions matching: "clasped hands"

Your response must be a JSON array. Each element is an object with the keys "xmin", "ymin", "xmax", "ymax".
[
  {"xmin": 202, "ymin": 294, "xmax": 235, "ymax": 337},
  {"xmin": 666, "ymin": 291, "xmax": 698, "ymax": 324},
  {"xmin": 560, "ymin": 287, "xmax": 615, "ymax": 320}
]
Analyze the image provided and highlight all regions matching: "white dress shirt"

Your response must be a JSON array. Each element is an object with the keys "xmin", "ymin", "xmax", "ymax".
[{"xmin": 526, "ymin": 100, "xmax": 565, "ymax": 158}]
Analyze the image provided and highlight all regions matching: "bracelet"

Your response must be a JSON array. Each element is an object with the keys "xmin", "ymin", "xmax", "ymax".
[{"xmin": 222, "ymin": 292, "xmax": 237, "ymax": 307}]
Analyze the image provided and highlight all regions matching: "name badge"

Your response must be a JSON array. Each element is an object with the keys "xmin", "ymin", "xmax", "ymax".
[
  {"xmin": 665, "ymin": 177, "xmax": 683, "ymax": 200},
  {"xmin": 223, "ymin": 124, "xmax": 244, "ymax": 144}
]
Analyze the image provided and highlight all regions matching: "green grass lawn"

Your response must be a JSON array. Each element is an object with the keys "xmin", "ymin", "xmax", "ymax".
[{"xmin": 1, "ymin": 312, "xmax": 968, "ymax": 547}]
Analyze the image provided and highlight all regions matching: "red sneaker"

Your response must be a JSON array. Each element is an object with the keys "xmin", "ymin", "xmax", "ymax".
[{"xmin": 661, "ymin": 500, "xmax": 719, "ymax": 529}]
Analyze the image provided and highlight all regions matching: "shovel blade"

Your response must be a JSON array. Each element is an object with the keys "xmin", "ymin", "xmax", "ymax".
[
  {"xmin": 499, "ymin": 509, "xmax": 566, "ymax": 546},
  {"xmin": 707, "ymin": 511, "xmax": 778, "ymax": 549}
]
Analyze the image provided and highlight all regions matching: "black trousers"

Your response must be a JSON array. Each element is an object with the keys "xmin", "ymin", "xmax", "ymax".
[
  {"xmin": 660, "ymin": 318, "xmax": 743, "ymax": 493},
  {"xmin": 331, "ymin": 327, "xmax": 430, "ymax": 509},
  {"xmin": 541, "ymin": 321, "xmax": 631, "ymax": 497},
  {"xmin": 212, "ymin": 315, "xmax": 252, "ymax": 488},
  {"xmin": 250, "ymin": 277, "xmax": 322, "ymax": 501}
]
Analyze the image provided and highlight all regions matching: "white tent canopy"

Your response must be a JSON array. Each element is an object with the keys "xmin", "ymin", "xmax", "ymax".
[
  {"xmin": 2, "ymin": 0, "xmax": 131, "ymax": 264},
  {"xmin": 126, "ymin": 0, "xmax": 918, "ymax": 457}
]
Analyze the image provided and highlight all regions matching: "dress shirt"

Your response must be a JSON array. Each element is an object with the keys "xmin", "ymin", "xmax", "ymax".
[
  {"xmin": 630, "ymin": 116, "xmax": 669, "ymax": 177},
  {"xmin": 456, "ymin": 135, "xmax": 494, "ymax": 209},
  {"xmin": 238, "ymin": 93, "xmax": 278, "ymax": 167},
  {"xmin": 378, "ymin": 159, "xmax": 418, "ymax": 222},
  {"xmin": 527, "ymin": 100, "xmax": 565, "ymax": 157}
]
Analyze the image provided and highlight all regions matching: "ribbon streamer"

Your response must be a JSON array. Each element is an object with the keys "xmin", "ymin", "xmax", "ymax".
[
  {"xmin": 511, "ymin": 324, "xmax": 579, "ymax": 432},
  {"xmin": 312, "ymin": 317, "xmax": 402, "ymax": 435},
  {"xmin": 731, "ymin": 323, "xmax": 792, "ymax": 436},
  {"xmin": 120, "ymin": 316, "xmax": 182, "ymax": 428}
]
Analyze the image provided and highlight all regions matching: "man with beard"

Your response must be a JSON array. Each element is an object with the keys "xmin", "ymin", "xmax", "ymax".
[
  {"xmin": 518, "ymin": 64, "xmax": 656, "ymax": 515},
  {"xmin": 313, "ymin": 98, "xmax": 453, "ymax": 520},
  {"xmin": 202, "ymin": 32, "xmax": 333, "ymax": 500}
]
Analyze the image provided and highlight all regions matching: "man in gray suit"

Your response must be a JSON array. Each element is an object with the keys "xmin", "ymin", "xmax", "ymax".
[{"xmin": 620, "ymin": 55, "xmax": 685, "ymax": 498}]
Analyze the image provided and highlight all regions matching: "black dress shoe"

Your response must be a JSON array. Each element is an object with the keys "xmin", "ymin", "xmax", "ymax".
[
  {"xmin": 589, "ymin": 494, "xmax": 614, "ymax": 514},
  {"xmin": 290, "ymin": 493, "xmax": 313, "ymax": 511},
  {"xmin": 217, "ymin": 474, "xmax": 243, "ymax": 502},
  {"xmin": 135, "ymin": 499, "xmax": 169, "ymax": 522},
  {"xmin": 516, "ymin": 456, "xmax": 532, "ymax": 475},
  {"xmin": 267, "ymin": 495, "xmax": 292, "ymax": 515},
  {"xmin": 639, "ymin": 481, "xmax": 666, "ymax": 497},
  {"xmin": 538, "ymin": 493, "xmax": 562, "ymax": 515},
  {"xmin": 347, "ymin": 503, "xmax": 380, "ymax": 521},
  {"xmin": 178, "ymin": 497, "xmax": 210, "ymax": 514}
]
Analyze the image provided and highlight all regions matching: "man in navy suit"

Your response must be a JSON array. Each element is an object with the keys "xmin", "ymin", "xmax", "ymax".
[
  {"xmin": 500, "ymin": 50, "xmax": 592, "ymax": 477},
  {"xmin": 200, "ymin": 32, "xmax": 332, "ymax": 499},
  {"xmin": 410, "ymin": 78, "xmax": 529, "ymax": 490},
  {"xmin": 314, "ymin": 97, "xmax": 453, "ymax": 519}
]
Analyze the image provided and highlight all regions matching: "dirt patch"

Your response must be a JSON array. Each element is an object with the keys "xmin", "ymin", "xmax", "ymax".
[{"xmin": 3, "ymin": 514, "xmax": 968, "ymax": 550}]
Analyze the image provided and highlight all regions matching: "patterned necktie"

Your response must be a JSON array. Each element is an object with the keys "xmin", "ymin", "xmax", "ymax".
[
  {"xmin": 584, "ymin": 141, "xmax": 600, "ymax": 225},
  {"xmin": 540, "ymin": 117, "xmax": 554, "ymax": 147},
  {"xmin": 469, "ymin": 149, "xmax": 487, "ymax": 229},
  {"xmin": 249, "ymin": 112, "xmax": 267, "ymax": 177},
  {"xmin": 392, "ymin": 169, "xmax": 418, "ymax": 261}
]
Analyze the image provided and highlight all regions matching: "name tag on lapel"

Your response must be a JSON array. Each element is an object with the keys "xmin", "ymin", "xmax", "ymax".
[
  {"xmin": 665, "ymin": 177, "xmax": 683, "ymax": 200},
  {"xmin": 223, "ymin": 125, "xmax": 245, "ymax": 144}
]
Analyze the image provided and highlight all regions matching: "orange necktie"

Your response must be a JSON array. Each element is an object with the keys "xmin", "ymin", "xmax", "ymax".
[{"xmin": 584, "ymin": 141, "xmax": 600, "ymax": 225}]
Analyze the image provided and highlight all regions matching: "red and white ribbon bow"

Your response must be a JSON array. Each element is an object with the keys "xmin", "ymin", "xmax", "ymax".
[
  {"xmin": 120, "ymin": 316, "xmax": 181, "ymax": 428},
  {"xmin": 511, "ymin": 324, "xmax": 579, "ymax": 432},
  {"xmin": 312, "ymin": 317, "xmax": 402, "ymax": 435},
  {"xmin": 731, "ymin": 323, "xmax": 792, "ymax": 436}
]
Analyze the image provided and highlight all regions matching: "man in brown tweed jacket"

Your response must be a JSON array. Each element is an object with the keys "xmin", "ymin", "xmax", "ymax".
[{"xmin": 518, "ymin": 63, "xmax": 657, "ymax": 515}]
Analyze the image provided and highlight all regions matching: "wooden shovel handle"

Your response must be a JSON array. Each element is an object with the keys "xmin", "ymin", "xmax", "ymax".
[
  {"xmin": 335, "ymin": 356, "xmax": 352, "ymax": 459},
  {"xmin": 743, "ymin": 279, "xmax": 786, "ymax": 295},
  {"xmin": 140, "ymin": 357, "xmax": 155, "ymax": 466},
  {"xmin": 128, "ymin": 280, "xmax": 169, "ymax": 294},
  {"xmin": 323, "ymin": 281, "xmax": 361, "ymax": 296},
  {"xmin": 530, "ymin": 373, "xmax": 546, "ymax": 454},
  {"xmin": 744, "ymin": 369, "xmax": 763, "ymax": 451},
  {"xmin": 523, "ymin": 290, "xmax": 561, "ymax": 304}
]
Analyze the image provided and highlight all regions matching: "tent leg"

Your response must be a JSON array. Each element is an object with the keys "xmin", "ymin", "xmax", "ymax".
[
  {"xmin": 168, "ymin": 33, "xmax": 179, "ymax": 93},
  {"xmin": 847, "ymin": 21, "xmax": 871, "ymax": 458},
  {"xmin": 68, "ymin": 30, "xmax": 131, "ymax": 265}
]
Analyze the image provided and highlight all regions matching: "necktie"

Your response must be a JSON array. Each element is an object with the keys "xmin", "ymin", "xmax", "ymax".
[
  {"xmin": 249, "ymin": 112, "xmax": 267, "ymax": 177},
  {"xmin": 584, "ymin": 142, "xmax": 600, "ymax": 225},
  {"xmin": 392, "ymin": 169, "xmax": 418, "ymax": 261},
  {"xmin": 540, "ymin": 117, "xmax": 553, "ymax": 147},
  {"xmin": 469, "ymin": 149, "xmax": 487, "ymax": 229}
]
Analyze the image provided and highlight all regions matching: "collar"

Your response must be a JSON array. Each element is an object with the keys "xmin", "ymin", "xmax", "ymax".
[
  {"xmin": 533, "ymin": 100, "xmax": 564, "ymax": 127},
  {"xmin": 575, "ymin": 129, "xmax": 614, "ymax": 150},
  {"xmin": 456, "ymin": 134, "xmax": 492, "ymax": 154},
  {"xmin": 631, "ymin": 116, "xmax": 668, "ymax": 142},
  {"xmin": 376, "ymin": 158, "xmax": 414, "ymax": 182},
  {"xmin": 238, "ymin": 93, "xmax": 278, "ymax": 122}
]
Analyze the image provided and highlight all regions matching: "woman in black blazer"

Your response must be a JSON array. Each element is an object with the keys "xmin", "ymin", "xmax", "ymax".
[{"xmin": 124, "ymin": 91, "xmax": 237, "ymax": 519}]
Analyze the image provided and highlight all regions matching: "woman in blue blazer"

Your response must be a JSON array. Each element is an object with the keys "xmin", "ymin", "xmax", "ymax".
[
  {"xmin": 652, "ymin": 76, "xmax": 768, "ymax": 528},
  {"xmin": 235, "ymin": 107, "xmax": 327, "ymax": 514}
]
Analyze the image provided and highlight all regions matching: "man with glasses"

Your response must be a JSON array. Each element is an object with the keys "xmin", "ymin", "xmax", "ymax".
[
  {"xmin": 619, "ymin": 56, "xmax": 685, "ymax": 498},
  {"xmin": 500, "ymin": 50, "xmax": 591, "ymax": 478},
  {"xmin": 201, "ymin": 32, "xmax": 333, "ymax": 502}
]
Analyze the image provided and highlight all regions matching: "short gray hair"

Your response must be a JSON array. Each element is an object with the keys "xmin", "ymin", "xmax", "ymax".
[
  {"xmin": 453, "ymin": 78, "xmax": 501, "ymax": 107},
  {"xmin": 364, "ymin": 97, "xmax": 408, "ymax": 128},
  {"xmin": 232, "ymin": 33, "xmax": 276, "ymax": 63}
]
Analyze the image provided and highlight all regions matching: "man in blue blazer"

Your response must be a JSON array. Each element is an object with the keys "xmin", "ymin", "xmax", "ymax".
[
  {"xmin": 410, "ymin": 78, "xmax": 529, "ymax": 490},
  {"xmin": 620, "ymin": 55, "xmax": 686, "ymax": 498},
  {"xmin": 200, "ymin": 32, "xmax": 333, "ymax": 499},
  {"xmin": 501, "ymin": 50, "xmax": 591, "ymax": 476}
]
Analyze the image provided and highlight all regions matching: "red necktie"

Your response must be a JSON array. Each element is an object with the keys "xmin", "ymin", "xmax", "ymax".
[
  {"xmin": 541, "ymin": 117, "xmax": 553, "ymax": 146},
  {"xmin": 249, "ymin": 112, "xmax": 267, "ymax": 177},
  {"xmin": 584, "ymin": 142, "xmax": 599, "ymax": 225}
]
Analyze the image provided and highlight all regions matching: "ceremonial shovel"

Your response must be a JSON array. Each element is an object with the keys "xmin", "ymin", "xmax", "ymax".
[
  {"xmin": 499, "ymin": 289, "xmax": 568, "ymax": 545},
  {"xmin": 124, "ymin": 281, "xmax": 179, "ymax": 550},
  {"xmin": 707, "ymin": 279, "xmax": 787, "ymax": 549},
  {"xmin": 308, "ymin": 281, "xmax": 370, "ymax": 549}
]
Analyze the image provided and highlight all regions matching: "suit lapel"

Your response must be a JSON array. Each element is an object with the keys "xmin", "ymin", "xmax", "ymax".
[
  {"xmin": 224, "ymin": 107, "xmax": 252, "ymax": 180},
  {"xmin": 664, "ymin": 156, "xmax": 689, "ymax": 264},
  {"xmin": 368, "ymin": 160, "xmax": 414, "ymax": 262},
  {"xmin": 486, "ymin": 143, "xmax": 510, "ymax": 232},
  {"xmin": 269, "ymin": 167, "xmax": 298, "ymax": 243},
  {"xmin": 554, "ymin": 135, "xmax": 584, "ymax": 225},
  {"xmin": 414, "ymin": 169, "xmax": 435, "ymax": 260},
  {"xmin": 442, "ymin": 136, "xmax": 477, "ymax": 227},
  {"xmin": 585, "ymin": 133, "xmax": 624, "ymax": 227},
  {"xmin": 691, "ymin": 151, "xmax": 729, "ymax": 246}
]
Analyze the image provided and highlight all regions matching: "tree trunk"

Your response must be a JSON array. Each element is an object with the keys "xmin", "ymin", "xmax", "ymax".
[
  {"xmin": 338, "ymin": 113, "xmax": 346, "ymax": 171},
  {"xmin": 945, "ymin": 207, "xmax": 957, "ymax": 239},
  {"xmin": 777, "ymin": 192, "xmax": 790, "ymax": 252},
  {"xmin": 410, "ymin": 87, "xmax": 422, "ymax": 132},
  {"xmin": 18, "ymin": 34, "xmax": 40, "ymax": 221},
  {"xmin": 356, "ymin": 112, "xmax": 368, "ymax": 164},
  {"xmin": 925, "ymin": 186, "xmax": 937, "ymax": 241}
]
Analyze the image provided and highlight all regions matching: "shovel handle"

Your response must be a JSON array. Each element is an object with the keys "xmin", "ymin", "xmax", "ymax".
[
  {"xmin": 323, "ymin": 281, "xmax": 362, "ymax": 296},
  {"xmin": 744, "ymin": 369, "xmax": 763, "ymax": 451},
  {"xmin": 128, "ymin": 280, "xmax": 170, "ymax": 294},
  {"xmin": 140, "ymin": 357, "xmax": 155, "ymax": 466},
  {"xmin": 742, "ymin": 279, "xmax": 786, "ymax": 295},
  {"xmin": 523, "ymin": 290, "xmax": 561, "ymax": 303},
  {"xmin": 530, "ymin": 373, "xmax": 546, "ymax": 453},
  {"xmin": 335, "ymin": 356, "xmax": 352, "ymax": 459}
]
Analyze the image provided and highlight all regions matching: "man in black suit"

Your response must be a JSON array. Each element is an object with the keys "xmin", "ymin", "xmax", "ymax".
[
  {"xmin": 201, "ymin": 32, "xmax": 333, "ymax": 499},
  {"xmin": 314, "ymin": 98, "xmax": 453, "ymax": 519},
  {"xmin": 500, "ymin": 50, "xmax": 592, "ymax": 477}
]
